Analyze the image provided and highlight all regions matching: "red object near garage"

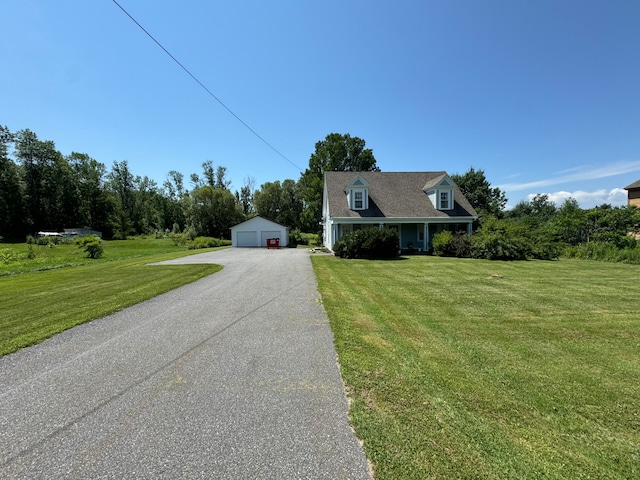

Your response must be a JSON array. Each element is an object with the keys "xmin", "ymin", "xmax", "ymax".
[{"xmin": 267, "ymin": 238, "xmax": 280, "ymax": 249}]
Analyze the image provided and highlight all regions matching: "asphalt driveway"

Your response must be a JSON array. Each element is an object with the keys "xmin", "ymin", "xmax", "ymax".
[{"xmin": 0, "ymin": 248, "xmax": 371, "ymax": 479}]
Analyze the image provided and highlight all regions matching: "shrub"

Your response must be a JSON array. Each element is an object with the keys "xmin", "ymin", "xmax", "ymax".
[
  {"xmin": 334, "ymin": 227, "xmax": 399, "ymax": 259},
  {"xmin": 470, "ymin": 218, "xmax": 529, "ymax": 260},
  {"xmin": 564, "ymin": 242, "xmax": 640, "ymax": 264},
  {"xmin": 529, "ymin": 235, "xmax": 562, "ymax": 260},
  {"xmin": 169, "ymin": 232, "xmax": 189, "ymax": 246},
  {"xmin": 36, "ymin": 236, "xmax": 54, "ymax": 246},
  {"xmin": 451, "ymin": 231, "xmax": 472, "ymax": 258},
  {"xmin": 0, "ymin": 249, "xmax": 17, "ymax": 264},
  {"xmin": 187, "ymin": 237, "xmax": 230, "ymax": 250},
  {"xmin": 432, "ymin": 230, "xmax": 453, "ymax": 256},
  {"xmin": 289, "ymin": 229, "xmax": 318, "ymax": 247},
  {"xmin": 74, "ymin": 235, "xmax": 104, "ymax": 259},
  {"xmin": 433, "ymin": 231, "xmax": 473, "ymax": 258}
]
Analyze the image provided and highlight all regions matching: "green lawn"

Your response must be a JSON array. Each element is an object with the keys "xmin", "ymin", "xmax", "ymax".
[
  {"xmin": 0, "ymin": 238, "xmax": 224, "ymax": 356},
  {"xmin": 312, "ymin": 255, "xmax": 640, "ymax": 479}
]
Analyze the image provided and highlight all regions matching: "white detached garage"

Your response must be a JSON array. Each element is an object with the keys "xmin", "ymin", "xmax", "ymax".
[{"xmin": 230, "ymin": 216, "xmax": 289, "ymax": 248}]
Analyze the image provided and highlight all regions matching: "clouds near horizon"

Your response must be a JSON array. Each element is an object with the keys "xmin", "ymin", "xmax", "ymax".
[
  {"xmin": 523, "ymin": 188, "xmax": 628, "ymax": 209},
  {"xmin": 498, "ymin": 159, "xmax": 640, "ymax": 192},
  {"xmin": 499, "ymin": 159, "xmax": 639, "ymax": 209}
]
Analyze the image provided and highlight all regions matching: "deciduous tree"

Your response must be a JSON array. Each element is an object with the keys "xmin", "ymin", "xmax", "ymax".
[
  {"xmin": 254, "ymin": 179, "xmax": 302, "ymax": 229},
  {"xmin": 299, "ymin": 133, "xmax": 379, "ymax": 232},
  {"xmin": 187, "ymin": 185, "xmax": 243, "ymax": 238},
  {"xmin": 451, "ymin": 167, "xmax": 506, "ymax": 217},
  {"xmin": 0, "ymin": 126, "xmax": 25, "ymax": 238}
]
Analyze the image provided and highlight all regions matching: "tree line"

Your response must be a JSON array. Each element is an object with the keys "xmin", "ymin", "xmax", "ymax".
[
  {"xmin": 0, "ymin": 127, "xmax": 378, "ymax": 241},
  {"xmin": 441, "ymin": 168, "xmax": 640, "ymax": 262},
  {"xmin": 2, "ymin": 124, "xmax": 637, "ymax": 260}
]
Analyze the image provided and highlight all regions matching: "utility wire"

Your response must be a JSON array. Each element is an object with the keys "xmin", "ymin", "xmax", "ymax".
[{"xmin": 111, "ymin": 0, "xmax": 303, "ymax": 172}]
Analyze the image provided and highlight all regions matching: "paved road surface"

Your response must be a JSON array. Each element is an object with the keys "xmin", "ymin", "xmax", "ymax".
[{"xmin": 0, "ymin": 248, "xmax": 371, "ymax": 479}]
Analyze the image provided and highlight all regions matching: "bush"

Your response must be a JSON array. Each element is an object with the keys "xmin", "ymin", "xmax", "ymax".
[
  {"xmin": 334, "ymin": 227, "xmax": 399, "ymax": 259},
  {"xmin": 432, "ymin": 230, "xmax": 453, "ymax": 256},
  {"xmin": 187, "ymin": 237, "xmax": 230, "ymax": 250},
  {"xmin": 564, "ymin": 242, "xmax": 640, "ymax": 264},
  {"xmin": 36, "ymin": 236, "xmax": 54, "ymax": 246},
  {"xmin": 169, "ymin": 227, "xmax": 197, "ymax": 247},
  {"xmin": 470, "ymin": 218, "xmax": 529, "ymax": 260},
  {"xmin": 74, "ymin": 235, "xmax": 103, "ymax": 259},
  {"xmin": 289, "ymin": 229, "xmax": 319, "ymax": 247},
  {"xmin": 0, "ymin": 249, "xmax": 17, "ymax": 264},
  {"xmin": 432, "ymin": 231, "xmax": 473, "ymax": 258},
  {"xmin": 169, "ymin": 232, "xmax": 189, "ymax": 246}
]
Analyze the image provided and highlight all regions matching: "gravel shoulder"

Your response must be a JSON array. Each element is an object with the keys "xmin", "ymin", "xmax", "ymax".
[{"xmin": 0, "ymin": 248, "xmax": 371, "ymax": 479}]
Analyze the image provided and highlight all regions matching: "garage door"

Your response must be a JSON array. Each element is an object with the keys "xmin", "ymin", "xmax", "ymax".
[
  {"xmin": 261, "ymin": 231, "xmax": 281, "ymax": 247},
  {"xmin": 237, "ymin": 231, "xmax": 258, "ymax": 247}
]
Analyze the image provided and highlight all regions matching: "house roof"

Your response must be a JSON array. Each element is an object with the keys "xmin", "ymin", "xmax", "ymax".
[
  {"xmin": 624, "ymin": 179, "xmax": 640, "ymax": 190},
  {"xmin": 324, "ymin": 171, "xmax": 478, "ymax": 219},
  {"xmin": 230, "ymin": 215, "xmax": 287, "ymax": 230}
]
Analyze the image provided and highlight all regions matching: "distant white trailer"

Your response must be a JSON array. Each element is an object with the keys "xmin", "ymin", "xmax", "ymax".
[
  {"xmin": 230, "ymin": 216, "xmax": 289, "ymax": 248},
  {"xmin": 63, "ymin": 228, "xmax": 103, "ymax": 239}
]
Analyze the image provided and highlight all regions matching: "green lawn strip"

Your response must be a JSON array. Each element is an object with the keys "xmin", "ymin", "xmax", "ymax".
[
  {"xmin": 0, "ymin": 237, "xmax": 216, "ymax": 276},
  {"xmin": 0, "ymin": 250, "xmax": 223, "ymax": 356},
  {"xmin": 312, "ymin": 256, "xmax": 640, "ymax": 479}
]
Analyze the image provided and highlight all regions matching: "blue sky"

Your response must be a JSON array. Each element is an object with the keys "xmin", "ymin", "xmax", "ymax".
[{"xmin": 2, "ymin": 0, "xmax": 639, "ymax": 209}]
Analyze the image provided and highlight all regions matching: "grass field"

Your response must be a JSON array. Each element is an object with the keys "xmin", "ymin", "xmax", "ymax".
[
  {"xmin": 311, "ymin": 255, "xmax": 640, "ymax": 479},
  {"xmin": 0, "ymin": 238, "xmax": 223, "ymax": 356}
]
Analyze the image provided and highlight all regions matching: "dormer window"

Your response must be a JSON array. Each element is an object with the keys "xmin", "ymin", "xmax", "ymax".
[
  {"xmin": 346, "ymin": 175, "xmax": 370, "ymax": 211},
  {"xmin": 423, "ymin": 174, "xmax": 456, "ymax": 211},
  {"xmin": 440, "ymin": 191, "xmax": 450, "ymax": 209},
  {"xmin": 354, "ymin": 191, "xmax": 364, "ymax": 209}
]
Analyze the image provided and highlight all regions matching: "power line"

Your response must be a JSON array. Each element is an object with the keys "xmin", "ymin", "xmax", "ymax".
[{"xmin": 111, "ymin": 0, "xmax": 303, "ymax": 172}]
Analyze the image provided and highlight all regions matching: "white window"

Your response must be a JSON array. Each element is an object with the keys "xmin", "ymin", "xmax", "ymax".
[
  {"xmin": 354, "ymin": 191, "xmax": 363, "ymax": 209},
  {"xmin": 440, "ymin": 191, "xmax": 450, "ymax": 209}
]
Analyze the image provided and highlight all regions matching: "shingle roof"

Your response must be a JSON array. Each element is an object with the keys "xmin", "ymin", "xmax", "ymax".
[
  {"xmin": 624, "ymin": 179, "xmax": 640, "ymax": 190},
  {"xmin": 324, "ymin": 171, "xmax": 478, "ymax": 219}
]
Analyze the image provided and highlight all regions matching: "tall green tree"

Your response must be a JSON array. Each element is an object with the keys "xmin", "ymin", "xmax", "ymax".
[
  {"xmin": 0, "ymin": 126, "xmax": 25, "ymax": 238},
  {"xmin": 550, "ymin": 197, "xmax": 586, "ymax": 245},
  {"xmin": 106, "ymin": 160, "xmax": 136, "ymax": 239},
  {"xmin": 163, "ymin": 170, "xmax": 188, "ymax": 231},
  {"xmin": 186, "ymin": 186, "xmax": 243, "ymax": 238},
  {"xmin": 451, "ymin": 167, "xmax": 507, "ymax": 217},
  {"xmin": 507, "ymin": 194, "xmax": 557, "ymax": 223},
  {"xmin": 237, "ymin": 176, "xmax": 255, "ymax": 216},
  {"xmin": 583, "ymin": 204, "xmax": 640, "ymax": 246},
  {"xmin": 200, "ymin": 161, "xmax": 231, "ymax": 190},
  {"xmin": 254, "ymin": 179, "xmax": 303, "ymax": 229},
  {"xmin": 134, "ymin": 176, "xmax": 165, "ymax": 233},
  {"xmin": 299, "ymin": 133, "xmax": 379, "ymax": 233},
  {"xmin": 14, "ymin": 129, "xmax": 76, "ymax": 231},
  {"xmin": 66, "ymin": 152, "xmax": 110, "ymax": 231}
]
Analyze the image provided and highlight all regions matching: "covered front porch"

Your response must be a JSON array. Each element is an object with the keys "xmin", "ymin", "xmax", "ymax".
[{"xmin": 332, "ymin": 220, "xmax": 473, "ymax": 253}]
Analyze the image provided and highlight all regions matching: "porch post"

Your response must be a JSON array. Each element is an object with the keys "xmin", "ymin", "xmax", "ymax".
[{"xmin": 424, "ymin": 223, "xmax": 429, "ymax": 250}]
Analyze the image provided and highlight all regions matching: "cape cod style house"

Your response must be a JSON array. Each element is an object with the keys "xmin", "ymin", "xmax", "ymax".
[{"xmin": 322, "ymin": 171, "xmax": 478, "ymax": 252}]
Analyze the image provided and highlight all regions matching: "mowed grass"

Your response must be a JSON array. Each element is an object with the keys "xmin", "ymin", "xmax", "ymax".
[
  {"xmin": 0, "ymin": 239, "xmax": 223, "ymax": 356},
  {"xmin": 312, "ymin": 255, "xmax": 640, "ymax": 479}
]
